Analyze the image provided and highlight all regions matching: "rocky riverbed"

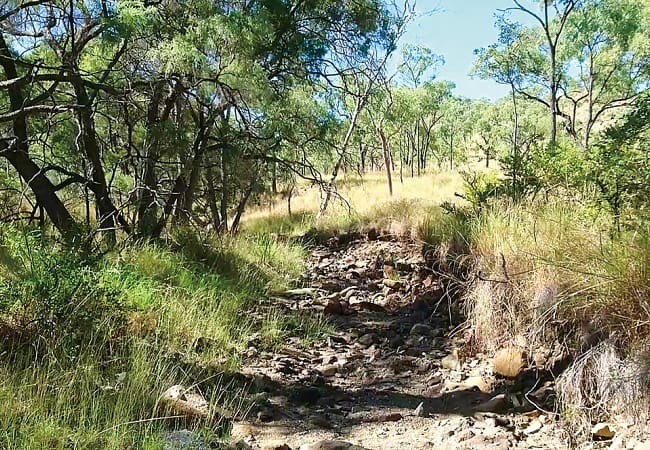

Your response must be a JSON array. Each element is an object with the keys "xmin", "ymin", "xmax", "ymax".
[{"xmin": 228, "ymin": 232, "xmax": 573, "ymax": 450}]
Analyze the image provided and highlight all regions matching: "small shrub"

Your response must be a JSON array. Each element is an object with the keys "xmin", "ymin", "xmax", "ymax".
[
  {"xmin": 460, "ymin": 171, "xmax": 505, "ymax": 209},
  {"xmin": 0, "ymin": 227, "xmax": 123, "ymax": 349}
]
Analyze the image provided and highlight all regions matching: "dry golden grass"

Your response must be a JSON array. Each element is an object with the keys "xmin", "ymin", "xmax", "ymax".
[
  {"xmin": 464, "ymin": 201, "xmax": 650, "ymax": 353},
  {"xmin": 462, "ymin": 200, "xmax": 650, "ymax": 435},
  {"xmin": 244, "ymin": 169, "xmax": 468, "ymax": 236},
  {"xmin": 557, "ymin": 342, "xmax": 650, "ymax": 441}
]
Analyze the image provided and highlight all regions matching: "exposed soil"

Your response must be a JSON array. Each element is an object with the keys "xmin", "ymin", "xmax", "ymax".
[{"xmin": 230, "ymin": 232, "xmax": 570, "ymax": 450}]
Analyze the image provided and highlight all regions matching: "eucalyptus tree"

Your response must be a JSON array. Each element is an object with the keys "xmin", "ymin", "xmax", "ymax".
[
  {"xmin": 473, "ymin": 17, "xmax": 545, "ymax": 192},
  {"xmin": 398, "ymin": 43, "xmax": 444, "ymax": 88},
  {"xmin": 562, "ymin": 0, "xmax": 650, "ymax": 149},
  {"xmin": 0, "ymin": 0, "xmax": 128, "ymax": 237},
  {"xmin": 0, "ymin": 0, "xmax": 411, "ymax": 238},
  {"xmin": 501, "ymin": 0, "xmax": 582, "ymax": 145},
  {"xmin": 315, "ymin": 0, "xmax": 415, "ymax": 218},
  {"xmin": 437, "ymin": 96, "xmax": 472, "ymax": 170},
  {"xmin": 592, "ymin": 92, "xmax": 650, "ymax": 225},
  {"xmin": 472, "ymin": 100, "xmax": 502, "ymax": 167}
]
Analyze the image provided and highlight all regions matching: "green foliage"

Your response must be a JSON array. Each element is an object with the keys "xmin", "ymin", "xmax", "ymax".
[
  {"xmin": 589, "ymin": 93, "xmax": 650, "ymax": 224},
  {"xmin": 0, "ymin": 228, "xmax": 123, "ymax": 347},
  {"xmin": 0, "ymin": 225, "xmax": 324, "ymax": 448},
  {"xmin": 417, "ymin": 206, "xmax": 471, "ymax": 256},
  {"xmin": 460, "ymin": 171, "xmax": 505, "ymax": 209},
  {"xmin": 398, "ymin": 44, "xmax": 444, "ymax": 87}
]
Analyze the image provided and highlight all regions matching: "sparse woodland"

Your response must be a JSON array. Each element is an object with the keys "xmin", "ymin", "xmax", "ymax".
[{"xmin": 0, "ymin": 0, "xmax": 649, "ymax": 448}]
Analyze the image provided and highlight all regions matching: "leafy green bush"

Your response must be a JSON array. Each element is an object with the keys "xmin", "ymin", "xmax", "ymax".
[
  {"xmin": 460, "ymin": 171, "xmax": 505, "ymax": 209},
  {"xmin": 0, "ymin": 227, "xmax": 123, "ymax": 347}
]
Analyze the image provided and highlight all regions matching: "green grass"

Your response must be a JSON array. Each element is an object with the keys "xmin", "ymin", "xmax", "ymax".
[{"xmin": 0, "ymin": 227, "xmax": 327, "ymax": 449}]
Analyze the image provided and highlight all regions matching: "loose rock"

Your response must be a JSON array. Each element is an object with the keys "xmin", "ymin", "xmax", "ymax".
[
  {"xmin": 357, "ymin": 333, "xmax": 377, "ymax": 347},
  {"xmin": 163, "ymin": 430, "xmax": 209, "ymax": 450},
  {"xmin": 476, "ymin": 394, "xmax": 508, "ymax": 413},
  {"xmin": 382, "ymin": 278, "xmax": 403, "ymax": 289},
  {"xmin": 324, "ymin": 300, "xmax": 344, "ymax": 315},
  {"xmin": 319, "ymin": 365, "xmax": 338, "ymax": 377},
  {"xmin": 493, "ymin": 347, "xmax": 527, "ymax": 378},
  {"xmin": 300, "ymin": 441, "xmax": 366, "ymax": 450},
  {"xmin": 159, "ymin": 385, "xmax": 209, "ymax": 419},
  {"xmin": 592, "ymin": 423, "xmax": 616, "ymax": 439},
  {"xmin": 410, "ymin": 323, "xmax": 433, "ymax": 336},
  {"xmin": 441, "ymin": 351, "xmax": 462, "ymax": 370},
  {"xmin": 523, "ymin": 419, "xmax": 543, "ymax": 435}
]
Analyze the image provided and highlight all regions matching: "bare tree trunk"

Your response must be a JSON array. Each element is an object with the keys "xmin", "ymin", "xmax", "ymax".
[
  {"xmin": 271, "ymin": 156, "xmax": 278, "ymax": 195},
  {"xmin": 219, "ymin": 145, "xmax": 229, "ymax": 232},
  {"xmin": 379, "ymin": 129, "xmax": 393, "ymax": 196},
  {"xmin": 137, "ymin": 82, "xmax": 181, "ymax": 236},
  {"xmin": 449, "ymin": 134, "xmax": 454, "ymax": 171},
  {"xmin": 230, "ymin": 168, "xmax": 259, "ymax": 234},
  {"xmin": 549, "ymin": 44, "xmax": 558, "ymax": 145},
  {"xmin": 178, "ymin": 121, "xmax": 209, "ymax": 223},
  {"xmin": 317, "ymin": 97, "xmax": 364, "ymax": 219},
  {"xmin": 2, "ymin": 146, "xmax": 76, "ymax": 234},
  {"xmin": 205, "ymin": 164, "xmax": 221, "ymax": 230},
  {"xmin": 137, "ymin": 83, "xmax": 164, "ymax": 236},
  {"xmin": 151, "ymin": 176, "xmax": 186, "ymax": 238},
  {"xmin": 511, "ymin": 84, "xmax": 519, "ymax": 200},
  {"xmin": 72, "ymin": 78, "xmax": 126, "ymax": 243},
  {"xmin": 287, "ymin": 184, "xmax": 294, "ymax": 217}
]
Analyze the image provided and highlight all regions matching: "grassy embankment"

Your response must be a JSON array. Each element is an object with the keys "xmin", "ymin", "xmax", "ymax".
[
  {"xmin": 0, "ymin": 229, "xmax": 328, "ymax": 448},
  {"xmin": 248, "ymin": 169, "xmax": 650, "ymax": 438}
]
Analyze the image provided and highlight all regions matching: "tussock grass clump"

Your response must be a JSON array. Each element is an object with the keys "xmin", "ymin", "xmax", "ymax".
[
  {"xmin": 453, "ymin": 200, "xmax": 650, "ymax": 433},
  {"xmin": 557, "ymin": 343, "xmax": 650, "ymax": 440},
  {"xmin": 463, "ymin": 201, "xmax": 650, "ymax": 354},
  {"xmin": 0, "ymin": 226, "xmax": 323, "ymax": 448}
]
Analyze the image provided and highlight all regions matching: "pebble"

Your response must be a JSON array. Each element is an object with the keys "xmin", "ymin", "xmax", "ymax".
[
  {"xmin": 592, "ymin": 423, "xmax": 616, "ymax": 439},
  {"xmin": 357, "ymin": 333, "xmax": 377, "ymax": 347},
  {"xmin": 523, "ymin": 419, "xmax": 543, "ymax": 435},
  {"xmin": 300, "ymin": 441, "xmax": 366, "ymax": 450},
  {"xmin": 410, "ymin": 323, "xmax": 433, "ymax": 336}
]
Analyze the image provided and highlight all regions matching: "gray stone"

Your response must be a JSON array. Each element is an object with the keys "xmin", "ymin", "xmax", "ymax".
[
  {"xmin": 441, "ymin": 352, "xmax": 461, "ymax": 370},
  {"xmin": 523, "ymin": 419, "xmax": 543, "ymax": 435},
  {"xmin": 410, "ymin": 323, "xmax": 433, "ymax": 336},
  {"xmin": 299, "ymin": 440, "xmax": 366, "ymax": 450},
  {"xmin": 163, "ymin": 430, "xmax": 208, "ymax": 450},
  {"xmin": 357, "ymin": 333, "xmax": 377, "ymax": 347},
  {"xmin": 476, "ymin": 394, "xmax": 508, "ymax": 413}
]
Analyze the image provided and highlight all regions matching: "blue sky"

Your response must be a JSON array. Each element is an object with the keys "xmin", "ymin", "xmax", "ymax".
[{"xmin": 401, "ymin": 0, "xmax": 517, "ymax": 100}]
